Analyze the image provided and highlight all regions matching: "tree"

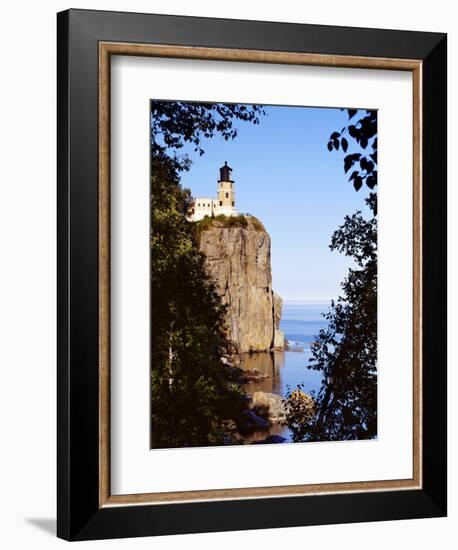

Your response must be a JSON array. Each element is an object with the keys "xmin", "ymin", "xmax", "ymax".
[
  {"xmin": 284, "ymin": 109, "xmax": 378, "ymax": 442},
  {"xmin": 151, "ymin": 101, "xmax": 265, "ymax": 177},
  {"xmin": 150, "ymin": 157, "xmax": 247, "ymax": 447},
  {"xmin": 150, "ymin": 101, "xmax": 265, "ymax": 447},
  {"xmin": 327, "ymin": 109, "xmax": 377, "ymax": 192}
]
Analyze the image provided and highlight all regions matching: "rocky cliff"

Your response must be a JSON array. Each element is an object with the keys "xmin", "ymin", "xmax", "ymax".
[{"xmin": 197, "ymin": 216, "xmax": 285, "ymax": 353}]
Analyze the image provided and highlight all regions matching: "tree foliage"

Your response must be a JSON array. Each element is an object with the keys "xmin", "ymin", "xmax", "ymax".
[
  {"xmin": 327, "ymin": 109, "xmax": 377, "ymax": 191},
  {"xmin": 151, "ymin": 101, "xmax": 265, "ymax": 176},
  {"xmin": 285, "ymin": 110, "xmax": 378, "ymax": 442},
  {"xmin": 150, "ymin": 101, "xmax": 265, "ymax": 447},
  {"xmin": 150, "ymin": 158, "xmax": 247, "ymax": 447}
]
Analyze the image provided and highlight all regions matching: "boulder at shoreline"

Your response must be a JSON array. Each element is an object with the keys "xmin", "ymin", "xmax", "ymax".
[{"xmin": 251, "ymin": 391, "xmax": 286, "ymax": 422}]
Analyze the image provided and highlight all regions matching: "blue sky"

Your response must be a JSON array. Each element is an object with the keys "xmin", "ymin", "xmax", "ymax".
[{"xmin": 171, "ymin": 105, "xmax": 372, "ymax": 302}]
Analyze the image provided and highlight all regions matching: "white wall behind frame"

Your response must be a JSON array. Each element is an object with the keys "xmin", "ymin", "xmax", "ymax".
[{"xmin": 1, "ymin": 1, "xmax": 455, "ymax": 549}]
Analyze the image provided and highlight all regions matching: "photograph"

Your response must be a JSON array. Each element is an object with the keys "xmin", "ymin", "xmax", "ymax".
[{"xmin": 150, "ymin": 100, "xmax": 378, "ymax": 448}]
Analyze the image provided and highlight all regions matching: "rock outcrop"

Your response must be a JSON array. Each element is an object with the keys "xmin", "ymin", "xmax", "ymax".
[
  {"xmin": 197, "ymin": 216, "xmax": 285, "ymax": 353},
  {"xmin": 251, "ymin": 391, "xmax": 286, "ymax": 422},
  {"xmin": 272, "ymin": 292, "xmax": 285, "ymax": 350},
  {"xmin": 273, "ymin": 292, "xmax": 283, "ymax": 329}
]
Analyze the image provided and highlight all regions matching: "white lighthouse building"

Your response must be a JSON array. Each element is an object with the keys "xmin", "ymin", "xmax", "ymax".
[{"xmin": 186, "ymin": 162, "xmax": 238, "ymax": 222}]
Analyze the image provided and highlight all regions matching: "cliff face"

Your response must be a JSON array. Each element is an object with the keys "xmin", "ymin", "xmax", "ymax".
[
  {"xmin": 197, "ymin": 217, "xmax": 284, "ymax": 353},
  {"xmin": 272, "ymin": 292, "xmax": 284, "ymax": 350}
]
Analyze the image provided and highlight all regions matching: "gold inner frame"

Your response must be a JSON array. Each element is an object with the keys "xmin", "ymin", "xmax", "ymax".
[{"xmin": 98, "ymin": 42, "xmax": 423, "ymax": 507}]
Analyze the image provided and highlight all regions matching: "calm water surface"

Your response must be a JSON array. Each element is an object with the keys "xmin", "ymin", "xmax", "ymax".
[{"xmin": 240, "ymin": 302, "xmax": 330, "ymax": 443}]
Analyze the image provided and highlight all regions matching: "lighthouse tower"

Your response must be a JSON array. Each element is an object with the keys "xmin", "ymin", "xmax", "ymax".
[
  {"xmin": 216, "ymin": 161, "xmax": 236, "ymax": 217},
  {"xmin": 186, "ymin": 162, "xmax": 238, "ymax": 221}
]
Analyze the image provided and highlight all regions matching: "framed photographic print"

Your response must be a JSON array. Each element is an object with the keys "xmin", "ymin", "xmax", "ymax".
[{"xmin": 57, "ymin": 9, "xmax": 447, "ymax": 541}]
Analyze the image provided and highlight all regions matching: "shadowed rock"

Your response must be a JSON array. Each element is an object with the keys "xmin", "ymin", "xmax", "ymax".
[
  {"xmin": 237, "ymin": 409, "xmax": 270, "ymax": 434},
  {"xmin": 251, "ymin": 434, "xmax": 287, "ymax": 444}
]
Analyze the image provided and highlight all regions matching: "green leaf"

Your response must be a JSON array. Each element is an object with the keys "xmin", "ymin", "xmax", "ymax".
[{"xmin": 366, "ymin": 175, "xmax": 376, "ymax": 189}]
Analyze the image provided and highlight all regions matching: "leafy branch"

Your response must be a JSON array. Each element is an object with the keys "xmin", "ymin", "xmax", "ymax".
[
  {"xmin": 151, "ymin": 101, "xmax": 265, "ymax": 177},
  {"xmin": 327, "ymin": 109, "xmax": 377, "ymax": 191}
]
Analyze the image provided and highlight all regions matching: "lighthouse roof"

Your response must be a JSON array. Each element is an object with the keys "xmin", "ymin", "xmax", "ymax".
[{"xmin": 219, "ymin": 161, "xmax": 234, "ymax": 182}]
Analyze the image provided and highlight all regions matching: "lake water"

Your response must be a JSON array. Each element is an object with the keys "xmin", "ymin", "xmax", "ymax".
[{"xmin": 240, "ymin": 302, "xmax": 330, "ymax": 443}]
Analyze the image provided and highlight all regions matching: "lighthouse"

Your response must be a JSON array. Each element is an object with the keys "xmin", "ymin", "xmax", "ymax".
[
  {"xmin": 216, "ymin": 161, "xmax": 236, "ymax": 216},
  {"xmin": 186, "ymin": 162, "xmax": 238, "ymax": 222}
]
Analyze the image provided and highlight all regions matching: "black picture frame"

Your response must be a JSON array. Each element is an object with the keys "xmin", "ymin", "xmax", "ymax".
[{"xmin": 57, "ymin": 8, "xmax": 447, "ymax": 541}]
